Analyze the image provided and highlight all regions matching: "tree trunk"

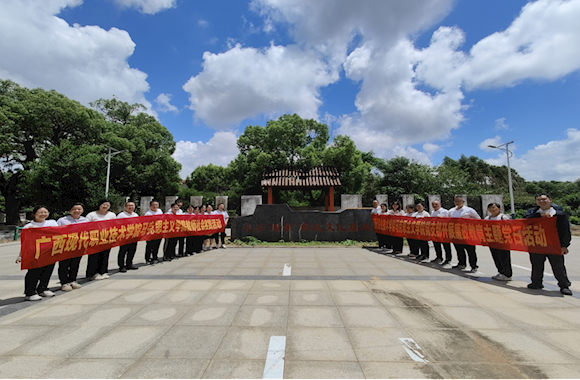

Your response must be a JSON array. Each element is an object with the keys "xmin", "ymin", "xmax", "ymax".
[{"xmin": 1, "ymin": 172, "xmax": 22, "ymax": 225}]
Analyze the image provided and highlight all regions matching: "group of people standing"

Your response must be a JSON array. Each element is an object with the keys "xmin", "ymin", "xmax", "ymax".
[
  {"xmin": 16, "ymin": 198, "xmax": 229, "ymax": 301},
  {"xmin": 372, "ymin": 193, "xmax": 573, "ymax": 296}
]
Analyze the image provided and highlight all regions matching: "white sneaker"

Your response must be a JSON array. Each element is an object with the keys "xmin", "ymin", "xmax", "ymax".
[
  {"xmin": 492, "ymin": 274, "xmax": 512, "ymax": 281},
  {"xmin": 70, "ymin": 281, "xmax": 81, "ymax": 289},
  {"xmin": 61, "ymin": 283, "xmax": 73, "ymax": 292},
  {"xmin": 25, "ymin": 294, "xmax": 42, "ymax": 301},
  {"xmin": 101, "ymin": 273, "xmax": 110, "ymax": 279},
  {"xmin": 90, "ymin": 274, "xmax": 103, "ymax": 281},
  {"xmin": 39, "ymin": 290, "xmax": 55, "ymax": 297},
  {"xmin": 221, "ymin": 244, "xmax": 226, "ymax": 249}
]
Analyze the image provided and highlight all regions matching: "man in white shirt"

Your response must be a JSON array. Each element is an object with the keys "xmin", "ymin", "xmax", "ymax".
[
  {"xmin": 448, "ymin": 196, "xmax": 481, "ymax": 272},
  {"xmin": 431, "ymin": 200, "xmax": 452, "ymax": 265},
  {"xmin": 214, "ymin": 203, "xmax": 229, "ymax": 248},
  {"xmin": 371, "ymin": 200, "xmax": 381, "ymax": 215},
  {"xmin": 117, "ymin": 202, "xmax": 139, "ymax": 272},
  {"xmin": 144, "ymin": 200, "xmax": 163, "ymax": 264}
]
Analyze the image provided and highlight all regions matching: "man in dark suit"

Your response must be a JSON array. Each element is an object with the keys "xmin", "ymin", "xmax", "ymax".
[{"xmin": 525, "ymin": 194, "xmax": 572, "ymax": 295}]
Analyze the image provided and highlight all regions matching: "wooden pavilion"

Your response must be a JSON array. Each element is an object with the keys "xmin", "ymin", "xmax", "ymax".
[{"xmin": 261, "ymin": 166, "xmax": 341, "ymax": 211}]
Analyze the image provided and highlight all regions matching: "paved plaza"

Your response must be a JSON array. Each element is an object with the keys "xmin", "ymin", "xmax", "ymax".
[{"xmin": 0, "ymin": 240, "xmax": 580, "ymax": 378}]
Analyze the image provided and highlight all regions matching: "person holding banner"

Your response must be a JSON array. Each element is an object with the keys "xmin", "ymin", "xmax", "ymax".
[
  {"xmin": 387, "ymin": 201, "xmax": 404, "ymax": 254},
  {"xmin": 214, "ymin": 203, "xmax": 229, "ymax": 249},
  {"xmin": 175, "ymin": 199, "xmax": 186, "ymax": 257},
  {"xmin": 56, "ymin": 203, "xmax": 88, "ymax": 291},
  {"xmin": 16, "ymin": 206, "xmax": 58, "ymax": 301},
  {"xmin": 204, "ymin": 204, "xmax": 217, "ymax": 250},
  {"xmin": 430, "ymin": 201, "xmax": 452, "ymax": 265},
  {"xmin": 413, "ymin": 202, "xmax": 431, "ymax": 261},
  {"xmin": 485, "ymin": 203, "xmax": 513, "ymax": 281},
  {"xmin": 164, "ymin": 203, "xmax": 181, "ymax": 261},
  {"xmin": 375, "ymin": 203, "xmax": 391, "ymax": 252},
  {"xmin": 144, "ymin": 200, "xmax": 163, "ymax": 264},
  {"xmin": 117, "ymin": 201, "xmax": 139, "ymax": 272},
  {"xmin": 405, "ymin": 204, "xmax": 419, "ymax": 258},
  {"xmin": 448, "ymin": 195, "xmax": 481, "ymax": 272},
  {"xmin": 525, "ymin": 194, "xmax": 572, "ymax": 295},
  {"xmin": 86, "ymin": 199, "xmax": 116, "ymax": 280}
]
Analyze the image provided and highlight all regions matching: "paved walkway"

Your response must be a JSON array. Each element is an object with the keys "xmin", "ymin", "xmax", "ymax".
[{"xmin": 0, "ymin": 240, "xmax": 579, "ymax": 378}]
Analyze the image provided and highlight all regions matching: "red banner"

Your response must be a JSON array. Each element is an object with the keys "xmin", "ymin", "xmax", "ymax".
[
  {"xmin": 372, "ymin": 215, "xmax": 561, "ymax": 255},
  {"xmin": 20, "ymin": 214, "xmax": 225, "ymax": 270}
]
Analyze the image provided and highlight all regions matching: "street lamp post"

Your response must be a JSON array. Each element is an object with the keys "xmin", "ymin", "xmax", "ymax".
[
  {"xmin": 104, "ymin": 145, "xmax": 125, "ymax": 198},
  {"xmin": 488, "ymin": 140, "xmax": 515, "ymax": 217}
]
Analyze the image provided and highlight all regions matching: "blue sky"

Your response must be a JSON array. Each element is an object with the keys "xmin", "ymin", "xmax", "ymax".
[{"xmin": 1, "ymin": 0, "xmax": 580, "ymax": 181}]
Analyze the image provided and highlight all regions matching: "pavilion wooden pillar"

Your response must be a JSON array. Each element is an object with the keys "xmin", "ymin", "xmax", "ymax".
[
  {"xmin": 268, "ymin": 187, "xmax": 273, "ymax": 204},
  {"xmin": 329, "ymin": 186, "xmax": 335, "ymax": 212},
  {"xmin": 324, "ymin": 192, "xmax": 329, "ymax": 211}
]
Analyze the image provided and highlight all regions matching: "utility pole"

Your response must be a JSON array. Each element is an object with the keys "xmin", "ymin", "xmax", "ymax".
[
  {"xmin": 104, "ymin": 145, "xmax": 125, "ymax": 197},
  {"xmin": 488, "ymin": 140, "xmax": 515, "ymax": 217}
]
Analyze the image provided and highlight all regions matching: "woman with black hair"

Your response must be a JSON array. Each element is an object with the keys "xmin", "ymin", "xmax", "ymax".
[
  {"xmin": 404, "ymin": 204, "xmax": 419, "ymax": 258},
  {"xmin": 85, "ymin": 199, "xmax": 116, "ymax": 280},
  {"xmin": 413, "ymin": 202, "xmax": 431, "ymax": 261},
  {"xmin": 485, "ymin": 203, "xmax": 512, "ymax": 281},
  {"xmin": 15, "ymin": 206, "xmax": 58, "ymax": 301},
  {"xmin": 387, "ymin": 201, "xmax": 405, "ymax": 254},
  {"xmin": 57, "ymin": 203, "xmax": 88, "ymax": 291},
  {"xmin": 144, "ymin": 200, "xmax": 163, "ymax": 264}
]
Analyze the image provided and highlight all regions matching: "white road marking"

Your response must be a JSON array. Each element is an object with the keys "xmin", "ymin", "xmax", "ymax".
[
  {"xmin": 263, "ymin": 336, "xmax": 286, "ymax": 379},
  {"xmin": 512, "ymin": 264, "xmax": 552, "ymax": 277},
  {"xmin": 283, "ymin": 264, "xmax": 291, "ymax": 276},
  {"xmin": 399, "ymin": 338, "xmax": 429, "ymax": 363}
]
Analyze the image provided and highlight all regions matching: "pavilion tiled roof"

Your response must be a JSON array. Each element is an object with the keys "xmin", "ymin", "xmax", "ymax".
[{"xmin": 261, "ymin": 166, "xmax": 341, "ymax": 188}]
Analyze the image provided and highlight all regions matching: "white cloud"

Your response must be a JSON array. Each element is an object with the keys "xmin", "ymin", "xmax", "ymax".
[
  {"xmin": 198, "ymin": 19, "xmax": 210, "ymax": 28},
  {"xmin": 183, "ymin": 43, "xmax": 338, "ymax": 128},
  {"xmin": 423, "ymin": 142, "xmax": 442, "ymax": 156},
  {"xmin": 173, "ymin": 132, "xmax": 239, "ymax": 178},
  {"xmin": 461, "ymin": 0, "xmax": 580, "ymax": 90},
  {"xmin": 495, "ymin": 118, "xmax": 509, "ymax": 130},
  {"xmin": 479, "ymin": 136, "xmax": 504, "ymax": 152},
  {"xmin": 485, "ymin": 129, "xmax": 580, "ymax": 181},
  {"xmin": 0, "ymin": 0, "xmax": 152, "ymax": 110},
  {"xmin": 154, "ymin": 93, "xmax": 178, "ymax": 113},
  {"xmin": 113, "ymin": 0, "xmax": 176, "ymax": 14}
]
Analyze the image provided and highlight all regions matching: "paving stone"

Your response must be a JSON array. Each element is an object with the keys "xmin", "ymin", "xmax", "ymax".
[
  {"xmin": 121, "ymin": 304, "xmax": 191, "ymax": 325},
  {"xmin": 251, "ymin": 280, "xmax": 291, "ymax": 290},
  {"xmin": 284, "ymin": 360, "xmax": 364, "ymax": 379},
  {"xmin": 8, "ymin": 324, "xmax": 114, "ymax": 357},
  {"xmin": 41, "ymin": 358, "xmax": 136, "ymax": 379},
  {"xmin": 338, "ymin": 306, "xmax": 400, "ymax": 328},
  {"xmin": 0, "ymin": 326, "xmax": 52, "ymax": 355},
  {"xmin": 321, "ymin": 268, "xmax": 356, "ymax": 276},
  {"xmin": 513, "ymin": 363, "xmax": 580, "ymax": 379},
  {"xmin": 12, "ymin": 304, "xmax": 100, "ymax": 326},
  {"xmin": 438, "ymin": 363, "xmax": 527, "ymax": 379},
  {"xmin": 197, "ymin": 290, "xmax": 249, "ymax": 306},
  {"xmin": 176, "ymin": 305, "xmax": 240, "ymax": 326},
  {"xmin": 97, "ymin": 279, "xmax": 148, "ymax": 291},
  {"xmin": 346, "ymin": 327, "xmax": 414, "ymax": 362},
  {"xmin": 152, "ymin": 290, "xmax": 207, "ymax": 305},
  {"xmin": 288, "ymin": 306, "xmax": 343, "ymax": 327},
  {"xmin": 175, "ymin": 280, "xmax": 218, "ymax": 291},
  {"xmin": 121, "ymin": 358, "xmax": 209, "ymax": 379},
  {"xmin": 232, "ymin": 305, "xmax": 288, "ymax": 327},
  {"xmin": 138, "ymin": 280, "xmax": 184, "ymax": 290},
  {"xmin": 214, "ymin": 280, "xmax": 255, "ymax": 290},
  {"xmin": 109, "ymin": 289, "xmax": 166, "ymax": 304},
  {"xmin": 144, "ymin": 326, "xmax": 228, "ymax": 359},
  {"xmin": 387, "ymin": 307, "xmax": 456, "ymax": 329},
  {"xmin": 243, "ymin": 291, "xmax": 289, "ymax": 306},
  {"xmin": 0, "ymin": 356, "xmax": 66, "ymax": 379},
  {"xmin": 489, "ymin": 307, "xmax": 577, "ymax": 330},
  {"xmin": 74, "ymin": 325, "xmax": 170, "ymax": 358},
  {"xmin": 435, "ymin": 307, "xmax": 519, "ymax": 330},
  {"xmin": 415, "ymin": 291, "xmax": 478, "ymax": 307},
  {"xmin": 289, "ymin": 291, "xmax": 335, "ymax": 306},
  {"xmin": 290, "ymin": 280, "xmax": 329, "ymax": 291},
  {"xmin": 213, "ymin": 326, "xmax": 286, "ymax": 360},
  {"xmin": 286, "ymin": 327, "xmax": 357, "ymax": 361},
  {"xmin": 201, "ymin": 359, "xmax": 265, "ymax": 379},
  {"xmin": 359, "ymin": 362, "xmax": 445, "ymax": 379},
  {"xmin": 332, "ymin": 291, "xmax": 383, "ymax": 306},
  {"xmin": 76, "ymin": 304, "xmax": 144, "ymax": 326}
]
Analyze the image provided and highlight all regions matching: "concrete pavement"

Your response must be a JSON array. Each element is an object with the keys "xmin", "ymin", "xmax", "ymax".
[{"xmin": 0, "ymin": 239, "xmax": 579, "ymax": 378}]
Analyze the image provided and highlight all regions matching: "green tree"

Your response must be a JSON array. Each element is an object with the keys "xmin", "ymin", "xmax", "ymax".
[{"xmin": 0, "ymin": 79, "xmax": 107, "ymax": 223}]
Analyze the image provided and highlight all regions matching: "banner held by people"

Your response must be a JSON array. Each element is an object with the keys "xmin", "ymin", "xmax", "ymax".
[
  {"xmin": 372, "ymin": 215, "xmax": 561, "ymax": 255},
  {"xmin": 20, "ymin": 214, "xmax": 226, "ymax": 270}
]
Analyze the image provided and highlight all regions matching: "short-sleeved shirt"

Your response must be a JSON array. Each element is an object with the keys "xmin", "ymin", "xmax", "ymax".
[
  {"xmin": 431, "ymin": 208, "xmax": 449, "ymax": 217},
  {"xmin": 24, "ymin": 220, "xmax": 58, "ymax": 229},
  {"xmin": 448, "ymin": 206, "xmax": 481, "ymax": 219},
  {"xmin": 117, "ymin": 211, "xmax": 139, "ymax": 219},
  {"xmin": 86, "ymin": 211, "xmax": 116, "ymax": 222},
  {"xmin": 144, "ymin": 209, "xmax": 163, "ymax": 216},
  {"xmin": 57, "ymin": 215, "xmax": 88, "ymax": 225}
]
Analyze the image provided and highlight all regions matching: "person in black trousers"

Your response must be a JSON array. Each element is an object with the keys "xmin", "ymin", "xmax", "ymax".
[
  {"xmin": 16, "ymin": 206, "xmax": 58, "ymax": 301},
  {"xmin": 56, "ymin": 203, "xmax": 89, "ymax": 291},
  {"xmin": 485, "ymin": 203, "xmax": 513, "ymax": 281},
  {"xmin": 164, "ymin": 203, "xmax": 181, "ymax": 260},
  {"xmin": 525, "ymin": 193, "xmax": 572, "ymax": 295},
  {"xmin": 387, "ymin": 201, "xmax": 405, "ymax": 254},
  {"xmin": 144, "ymin": 200, "xmax": 163, "ymax": 264},
  {"xmin": 117, "ymin": 201, "xmax": 139, "ymax": 272},
  {"xmin": 430, "ymin": 200, "xmax": 452, "ymax": 265}
]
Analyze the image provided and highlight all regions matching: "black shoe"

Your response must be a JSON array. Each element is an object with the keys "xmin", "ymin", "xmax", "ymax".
[
  {"xmin": 441, "ymin": 260, "xmax": 451, "ymax": 265},
  {"xmin": 127, "ymin": 266, "xmax": 138, "ymax": 270},
  {"xmin": 119, "ymin": 267, "xmax": 127, "ymax": 273},
  {"xmin": 431, "ymin": 258, "xmax": 443, "ymax": 264},
  {"xmin": 452, "ymin": 264, "xmax": 466, "ymax": 269},
  {"xmin": 470, "ymin": 266, "xmax": 479, "ymax": 273},
  {"xmin": 527, "ymin": 283, "xmax": 544, "ymax": 289},
  {"xmin": 147, "ymin": 260, "xmax": 154, "ymax": 265},
  {"xmin": 560, "ymin": 288, "xmax": 573, "ymax": 296}
]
